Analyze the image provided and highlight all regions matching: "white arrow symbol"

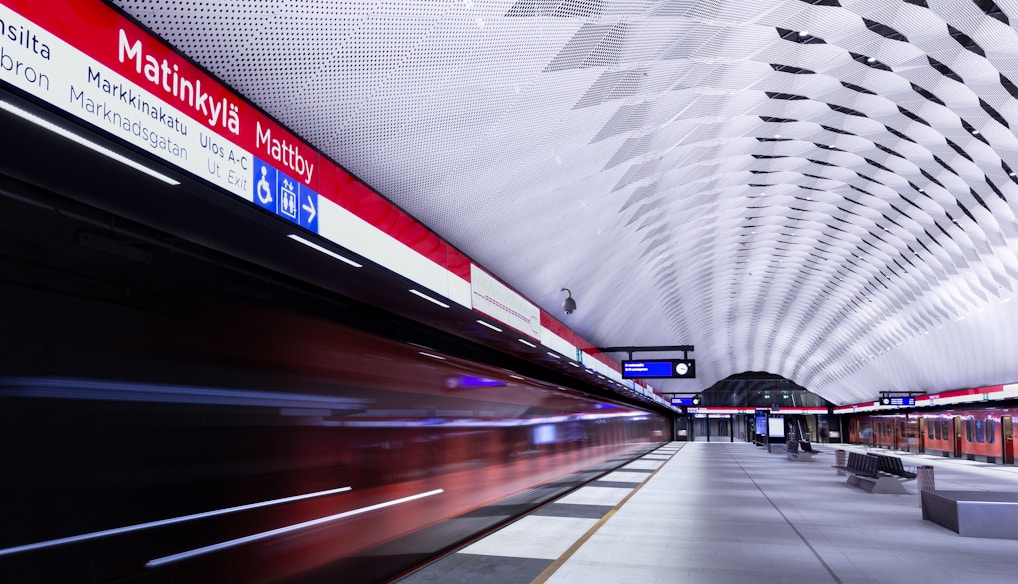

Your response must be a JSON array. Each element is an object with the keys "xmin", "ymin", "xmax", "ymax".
[{"xmin": 302, "ymin": 194, "xmax": 317, "ymax": 223}]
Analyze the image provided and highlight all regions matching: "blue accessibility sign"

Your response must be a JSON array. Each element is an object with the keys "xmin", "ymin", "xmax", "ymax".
[{"xmin": 252, "ymin": 157, "xmax": 318, "ymax": 233}]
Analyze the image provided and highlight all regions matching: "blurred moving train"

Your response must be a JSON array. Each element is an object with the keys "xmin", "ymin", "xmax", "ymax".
[
  {"xmin": 0, "ymin": 303, "xmax": 669, "ymax": 582},
  {"xmin": 0, "ymin": 293, "xmax": 668, "ymax": 583},
  {"xmin": 0, "ymin": 179, "xmax": 671, "ymax": 582},
  {"xmin": 848, "ymin": 408, "xmax": 1018, "ymax": 464}
]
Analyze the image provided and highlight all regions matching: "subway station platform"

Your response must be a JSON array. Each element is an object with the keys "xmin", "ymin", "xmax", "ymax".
[{"xmin": 399, "ymin": 441, "xmax": 1018, "ymax": 584}]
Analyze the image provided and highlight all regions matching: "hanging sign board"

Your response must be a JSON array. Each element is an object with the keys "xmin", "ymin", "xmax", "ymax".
[
  {"xmin": 622, "ymin": 359, "xmax": 695, "ymax": 379},
  {"xmin": 880, "ymin": 396, "xmax": 915, "ymax": 406}
]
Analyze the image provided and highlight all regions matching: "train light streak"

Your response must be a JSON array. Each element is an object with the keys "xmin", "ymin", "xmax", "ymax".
[
  {"xmin": 146, "ymin": 488, "xmax": 445, "ymax": 567},
  {"xmin": 0, "ymin": 486, "xmax": 352, "ymax": 557}
]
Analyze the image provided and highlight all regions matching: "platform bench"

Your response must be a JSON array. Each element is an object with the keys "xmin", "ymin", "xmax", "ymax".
[
  {"xmin": 783, "ymin": 439, "xmax": 814, "ymax": 462},
  {"xmin": 833, "ymin": 452, "xmax": 908, "ymax": 494},
  {"xmin": 874, "ymin": 453, "xmax": 917, "ymax": 479}
]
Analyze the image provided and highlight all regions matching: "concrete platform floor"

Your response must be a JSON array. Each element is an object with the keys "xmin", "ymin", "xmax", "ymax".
[{"xmin": 398, "ymin": 441, "xmax": 1018, "ymax": 584}]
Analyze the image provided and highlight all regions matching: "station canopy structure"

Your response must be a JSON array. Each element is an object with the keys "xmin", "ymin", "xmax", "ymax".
[{"xmin": 111, "ymin": 0, "xmax": 1018, "ymax": 406}]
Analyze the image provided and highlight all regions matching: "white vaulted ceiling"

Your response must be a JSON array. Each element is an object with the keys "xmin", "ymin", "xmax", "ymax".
[{"xmin": 111, "ymin": 0, "xmax": 1018, "ymax": 405}]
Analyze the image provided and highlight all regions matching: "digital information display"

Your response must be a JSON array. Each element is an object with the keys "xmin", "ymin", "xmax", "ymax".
[
  {"xmin": 755, "ymin": 410, "xmax": 768, "ymax": 435},
  {"xmin": 622, "ymin": 359, "xmax": 695, "ymax": 379},
  {"xmin": 670, "ymin": 397, "xmax": 695, "ymax": 406},
  {"xmin": 880, "ymin": 396, "xmax": 916, "ymax": 406}
]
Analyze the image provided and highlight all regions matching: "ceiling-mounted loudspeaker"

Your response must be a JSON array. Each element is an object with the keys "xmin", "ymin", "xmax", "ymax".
[{"xmin": 561, "ymin": 288, "xmax": 576, "ymax": 314}]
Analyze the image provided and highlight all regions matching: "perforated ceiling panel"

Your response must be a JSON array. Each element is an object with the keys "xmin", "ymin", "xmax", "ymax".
[{"xmin": 112, "ymin": 0, "xmax": 1018, "ymax": 404}]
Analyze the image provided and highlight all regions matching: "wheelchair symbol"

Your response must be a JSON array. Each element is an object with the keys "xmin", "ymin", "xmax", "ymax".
[{"xmin": 256, "ymin": 166, "xmax": 273, "ymax": 205}]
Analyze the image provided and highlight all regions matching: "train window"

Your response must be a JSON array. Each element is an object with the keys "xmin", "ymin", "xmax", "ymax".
[
  {"xmin": 942, "ymin": 420, "xmax": 950, "ymax": 441},
  {"xmin": 965, "ymin": 419, "xmax": 975, "ymax": 442},
  {"xmin": 975, "ymin": 420, "xmax": 985, "ymax": 443},
  {"xmin": 927, "ymin": 420, "xmax": 934, "ymax": 439},
  {"xmin": 987, "ymin": 420, "xmax": 996, "ymax": 444},
  {"xmin": 934, "ymin": 421, "xmax": 942, "ymax": 440}
]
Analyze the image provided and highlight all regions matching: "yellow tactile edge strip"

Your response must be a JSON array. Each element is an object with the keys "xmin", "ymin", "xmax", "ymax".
[{"xmin": 529, "ymin": 443, "xmax": 685, "ymax": 584}]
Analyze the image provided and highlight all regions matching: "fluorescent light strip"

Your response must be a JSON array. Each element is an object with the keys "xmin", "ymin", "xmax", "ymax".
[
  {"xmin": 419, "ymin": 351, "xmax": 446, "ymax": 360},
  {"xmin": 518, "ymin": 338, "xmax": 537, "ymax": 348},
  {"xmin": 569, "ymin": 362, "xmax": 580, "ymax": 367},
  {"xmin": 0, "ymin": 100, "xmax": 180, "ymax": 186},
  {"xmin": 0, "ymin": 485, "xmax": 352, "ymax": 558},
  {"xmin": 147, "ymin": 489, "xmax": 444, "ymax": 567},
  {"xmin": 476, "ymin": 320, "xmax": 502, "ymax": 332},
  {"xmin": 288, "ymin": 234, "xmax": 363, "ymax": 267},
  {"xmin": 409, "ymin": 289, "xmax": 450, "ymax": 308},
  {"xmin": 546, "ymin": 352, "xmax": 561, "ymax": 359}
]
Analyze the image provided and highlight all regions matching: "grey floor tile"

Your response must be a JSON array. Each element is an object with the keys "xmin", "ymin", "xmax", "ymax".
[
  {"xmin": 397, "ymin": 553, "xmax": 552, "ymax": 584},
  {"xmin": 531, "ymin": 503, "xmax": 614, "ymax": 519}
]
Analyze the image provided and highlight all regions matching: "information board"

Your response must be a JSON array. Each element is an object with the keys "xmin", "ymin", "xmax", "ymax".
[
  {"xmin": 622, "ymin": 359, "xmax": 695, "ymax": 379},
  {"xmin": 755, "ymin": 409, "xmax": 768, "ymax": 435},
  {"xmin": 880, "ymin": 396, "xmax": 915, "ymax": 406},
  {"xmin": 768, "ymin": 416, "xmax": 785, "ymax": 438}
]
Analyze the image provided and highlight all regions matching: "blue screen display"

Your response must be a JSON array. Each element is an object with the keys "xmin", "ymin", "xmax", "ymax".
[
  {"xmin": 622, "ymin": 360, "xmax": 694, "ymax": 379},
  {"xmin": 623, "ymin": 360, "xmax": 673, "ymax": 378},
  {"xmin": 755, "ymin": 410, "xmax": 768, "ymax": 435}
]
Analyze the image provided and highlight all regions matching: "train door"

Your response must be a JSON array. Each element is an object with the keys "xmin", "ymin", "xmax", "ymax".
[
  {"xmin": 917, "ymin": 417, "xmax": 926, "ymax": 454},
  {"xmin": 953, "ymin": 416, "xmax": 963, "ymax": 458},
  {"xmin": 1003, "ymin": 416, "xmax": 1015, "ymax": 465}
]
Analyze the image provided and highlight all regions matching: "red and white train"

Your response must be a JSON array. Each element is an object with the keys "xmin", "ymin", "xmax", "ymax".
[{"xmin": 847, "ymin": 408, "xmax": 1018, "ymax": 464}]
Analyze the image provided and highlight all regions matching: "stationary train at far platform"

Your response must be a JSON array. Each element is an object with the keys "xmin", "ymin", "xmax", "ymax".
[{"xmin": 847, "ymin": 407, "xmax": 1018, "ymax": 464}]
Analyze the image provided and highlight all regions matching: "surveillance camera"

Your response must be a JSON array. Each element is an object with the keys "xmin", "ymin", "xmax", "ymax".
[{"xmin": 561, "ymin": 288, "xmax": 576, "ymax": 315}]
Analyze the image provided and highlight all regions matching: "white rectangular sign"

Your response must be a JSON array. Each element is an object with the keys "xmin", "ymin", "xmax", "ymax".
[{"xmin": 470, "ymin": 264, "xmax": 541, "ymax": 340}]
